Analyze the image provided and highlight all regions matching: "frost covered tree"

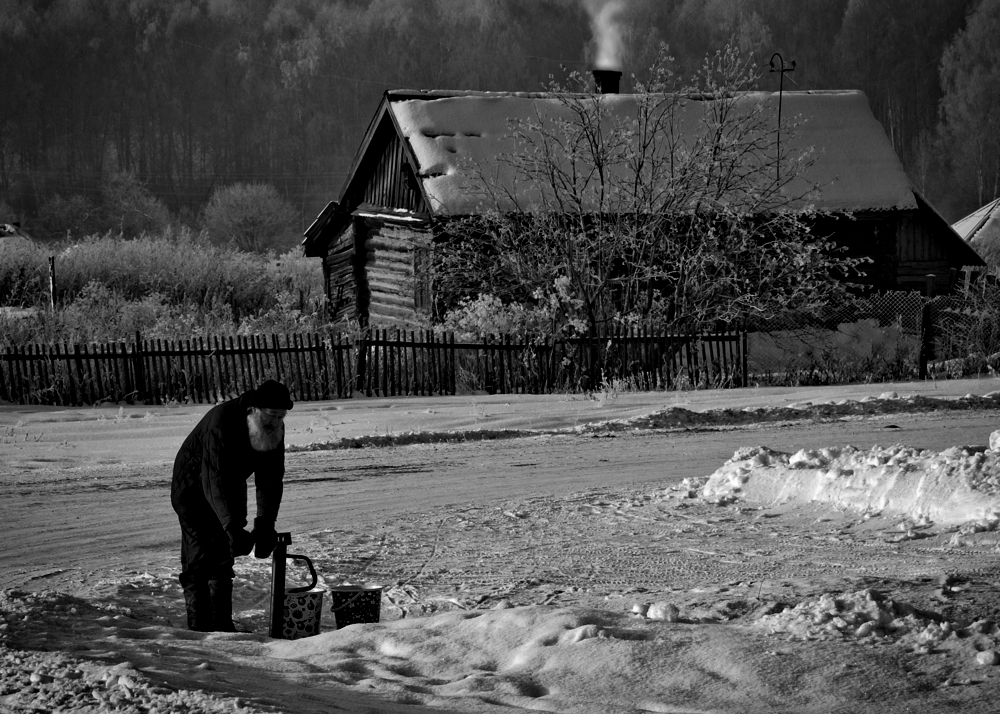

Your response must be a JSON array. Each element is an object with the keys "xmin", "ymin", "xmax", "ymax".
[
  {"xmin": 939, "ymin": 0, "xmax": 1000, "ymax": 212},
  {"xmin": 435, "ymin": 45, "xmax": 862, "ymax": 335}
]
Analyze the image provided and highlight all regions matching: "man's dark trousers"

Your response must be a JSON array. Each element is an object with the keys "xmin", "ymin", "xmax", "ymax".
[{"xmin": 177, "ymin": 505, "xmax": 237, "ymax": 632}]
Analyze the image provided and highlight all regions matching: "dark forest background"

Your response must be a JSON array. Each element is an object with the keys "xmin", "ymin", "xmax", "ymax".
[{"xmin": 3, "ymin": 0, "xmax": 1000, "ymax": 243}]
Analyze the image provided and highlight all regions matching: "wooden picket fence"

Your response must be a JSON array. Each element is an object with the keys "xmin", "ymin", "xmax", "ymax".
[
  {"xmin": 447, "ymin": 329, "xmax": 747, "ymax": 396},
  {"xmin": 0, "ymin": 333, "xmax": 355, "ymax": 407},
  {"xmin": 0, "ymin": 327, "xmax": 746, "ymax": 406}
]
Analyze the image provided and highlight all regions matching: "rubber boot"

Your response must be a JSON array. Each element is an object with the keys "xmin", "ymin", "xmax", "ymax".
[
  {"xmin": 182, "ymin": 581, "xmax": 214, "ymax": 632},
  {"xmin": 208, "ymin": 577, "xmax": 237, "ymax": 632}
]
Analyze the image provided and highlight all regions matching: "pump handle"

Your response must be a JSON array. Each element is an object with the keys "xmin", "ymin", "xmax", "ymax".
[{"xmin": 284, "ymin": 553, "xmax": 318, "ymax": 593}]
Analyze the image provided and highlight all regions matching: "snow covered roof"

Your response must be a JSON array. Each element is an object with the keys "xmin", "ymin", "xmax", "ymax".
[
  {"xmin": 377, "ymin": 88, "xmax": 916, "ymax": 217},
  {"xmin": 952, "ymin": 197, "xmax": 1000, "ymax": 245},
  {"xmin": 0, "ymin": 223, "xmax": 30, "ymax": 239}
]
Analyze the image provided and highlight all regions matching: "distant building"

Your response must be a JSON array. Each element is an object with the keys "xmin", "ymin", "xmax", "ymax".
[
  {"xmin": 303, "ymin": 88, "xmax": 984, "ymax": 326},
  {"xmin": 0, "ymin": 223, "xmax": 31, "ymax": 240},
  {"xmin": 952, "ymin": 197, "xmax": 1000, "ymax": 249}
]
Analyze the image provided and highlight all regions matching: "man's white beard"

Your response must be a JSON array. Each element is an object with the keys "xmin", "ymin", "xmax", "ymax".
[{"xmin": 247, "ymin": 411, "xmax": 284, "ymax": 452}]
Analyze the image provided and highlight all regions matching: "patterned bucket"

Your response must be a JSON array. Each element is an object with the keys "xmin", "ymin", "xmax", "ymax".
[
  {"xmin": 282, "ymin": 587, "xmax": 324, "ymax": 639},
  {"xmin": 278, "ymin": 553, "xmax": 323, "ymax": 640},
  {"xmin": 329, "ymin": 584, "xmax": 383, "ymax": 628}
]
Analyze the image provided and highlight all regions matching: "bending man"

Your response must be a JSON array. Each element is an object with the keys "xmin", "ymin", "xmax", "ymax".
[{"xmin": 171, "ymin": 379, "xmax": 293, "ymax": 631}]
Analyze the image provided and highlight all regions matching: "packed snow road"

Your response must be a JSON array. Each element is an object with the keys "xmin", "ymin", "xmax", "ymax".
[{"xmin": 1, "ymin": 395, "xmax": 999, "ymax": 592}]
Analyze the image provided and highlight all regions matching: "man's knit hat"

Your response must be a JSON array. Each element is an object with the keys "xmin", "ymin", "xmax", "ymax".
[{"xmin": 248, "ymin": 380, "xmax": 293, "ymax": 410}]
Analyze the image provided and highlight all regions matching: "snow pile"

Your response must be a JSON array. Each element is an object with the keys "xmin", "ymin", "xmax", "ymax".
[
  {"xmin": 266, "ymin": 607, "xmax": 622, "ymax": 709},
  {"xmin": 754, "ymin": 588, "xmax": 1000, "ymax": 654},
  {"xmin": 263, "ymin": 604, "xmax": 806, "ymax": 712},
  {"xmin": 611, "ymin": 390, "xmax": 1000, "ymax": 433},
  {"xmin": 701, "ymin": 434, "xmax": 1000, "ymax": 527},
  {"xmin": 755, "ymin": 589, "xmax": 928, "ymax": 641},
  {"xmin": 0, "ymin": 589, "xmax": 268, "ymax": 714}
]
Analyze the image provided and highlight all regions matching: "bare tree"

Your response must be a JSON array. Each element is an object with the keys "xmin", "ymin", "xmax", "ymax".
[
  {"xmin": 202, "ymin": 183, "xmax": 297, "ymax": 254},
  {"xmin": 435, "ymin": 44, "xmax": 863, "ymax": 335}
]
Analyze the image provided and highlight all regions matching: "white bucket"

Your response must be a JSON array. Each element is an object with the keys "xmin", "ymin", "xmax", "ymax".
[{"xmin": 282, "ymin": 587, "xmax": 324, "ymax": 639}]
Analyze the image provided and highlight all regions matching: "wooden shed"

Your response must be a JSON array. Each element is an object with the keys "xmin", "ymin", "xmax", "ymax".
[{"xmin": 303, "ymin": 88, "xmax": 984, "ymax": 325}]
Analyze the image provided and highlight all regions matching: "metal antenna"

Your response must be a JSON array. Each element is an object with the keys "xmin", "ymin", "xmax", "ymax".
[{"xmin": 769, "ymin": 53, "xmax": 796, "ymax": 185}]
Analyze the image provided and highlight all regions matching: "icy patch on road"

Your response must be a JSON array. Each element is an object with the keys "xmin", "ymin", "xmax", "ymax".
[{"xmin": 702, "ymin": 435, "xmax": 1000, "ymax": 528}]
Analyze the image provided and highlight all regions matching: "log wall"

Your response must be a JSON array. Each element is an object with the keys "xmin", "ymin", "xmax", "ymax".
[
  {"xmin": 323, "ymin": 221, "xmax": 358, "ymax": 322},
  {"xmin": 897, "ymin": 213, "xmax": 960, "ymax": 294},
  {"xmin": 361, "ymin": 218, "xmax": 433, "ymax": 325}
]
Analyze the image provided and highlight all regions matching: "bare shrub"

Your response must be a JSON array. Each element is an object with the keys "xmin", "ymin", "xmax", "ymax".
[
  {"xmin": 932, "ymin": 279, "xmax": 1000, "ymax": 376},
  {"xmin": 202, "ymin": 183, "xmax": 297, "ymax": 253},
  {"xmin": 38, "ymin": 194, "xmax": 103, "ymax": 240},
  {"xmin": 37, "ymin": 173, "xmax": 170, "ymax": 240},
  {"xmin": 101, "ymin": 172, "xmax": 171, "ymax": 237},
  {"xmin": 5, "ymin": 229, "xmax": 327, "ymax": 343},
  {"xmin": 0, "ymin": 235, "xmax": 47, "ymax": 306}
]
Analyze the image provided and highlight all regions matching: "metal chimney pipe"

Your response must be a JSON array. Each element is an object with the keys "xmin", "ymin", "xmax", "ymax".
[{"xmin": 592, "ymin": 69, "xmax": 622, "ymax": 94}]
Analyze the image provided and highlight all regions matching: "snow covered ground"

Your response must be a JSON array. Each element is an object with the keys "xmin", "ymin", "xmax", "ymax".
[{"xmin": 3, "ymin": 379, "xmax": 1000, "ymax": 712}]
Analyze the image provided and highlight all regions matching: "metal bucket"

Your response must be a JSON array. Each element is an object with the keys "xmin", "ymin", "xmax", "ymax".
[{"xmin": 329, "ymin": 584, "xmax": 383, "ymax": 628}]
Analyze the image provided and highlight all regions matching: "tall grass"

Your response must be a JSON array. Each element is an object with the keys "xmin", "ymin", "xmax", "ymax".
[{"xmin": 0, "ymin": 228, "xmax": 329, "ymax": 345}]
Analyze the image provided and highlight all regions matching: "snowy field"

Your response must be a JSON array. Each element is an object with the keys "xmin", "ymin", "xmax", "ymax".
[{"xmin": 3, "ymin": 379, "xmax": 1000, "ymax": 713}]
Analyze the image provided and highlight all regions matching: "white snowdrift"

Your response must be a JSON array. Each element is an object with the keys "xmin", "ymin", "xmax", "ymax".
[
  {"xmin": 264, "ymin": 604, "xmax": 815, "ymax": 712},
  {"xmin": 701, "ymin": 431, "xmax": 1000, "ymax": 528}
]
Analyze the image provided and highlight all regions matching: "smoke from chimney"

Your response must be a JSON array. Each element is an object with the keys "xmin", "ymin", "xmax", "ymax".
[{"xmin": 584, "ymin": 0, "xmax": 626, "ymax": 71}]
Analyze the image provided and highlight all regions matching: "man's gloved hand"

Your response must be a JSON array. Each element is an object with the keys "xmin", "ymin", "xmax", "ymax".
[
  {"xmin": 252, "ymin": 517, "xmax": 278, "ymax": 559},
  {"xmin": 228, "ymin": 528, "xmax": 255, "ymax": 557}
]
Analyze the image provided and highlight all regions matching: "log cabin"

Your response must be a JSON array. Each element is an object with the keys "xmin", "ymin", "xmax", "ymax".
[{"xmin": 303, "ymin": 84, "xmax": 984, "ymax": 326}]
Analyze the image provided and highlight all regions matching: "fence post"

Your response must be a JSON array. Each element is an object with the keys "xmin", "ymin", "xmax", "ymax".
[
  {"xmin": 741, "ymin": 330, "xmax": 748, "ymax": 388},
  {"xmin": 0, "ymin": 346, "xmax": 8, "ymax": 403},
  {"xmin": 355, "ymin": 329, "xmax": 368, "ymax": 394},
  {"xmin": 919, "ymin": 301, "xmax": 932, "ymax": 379},
  {"xmin": 8, "ymin": 345, "xmax": 20, "ymax": 404},
  {"xmin": 449, "ymin": 331, "xmax": 457, "ymax": 395},
  {"xmin": 131, "ymin": 332, "xmax": 145, "ymax": 404}
]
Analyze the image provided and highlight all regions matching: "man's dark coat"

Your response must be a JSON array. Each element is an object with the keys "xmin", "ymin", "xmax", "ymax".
[{"xmin": 171, "ymin": 395, "xmax": 284, "ymax": 558}]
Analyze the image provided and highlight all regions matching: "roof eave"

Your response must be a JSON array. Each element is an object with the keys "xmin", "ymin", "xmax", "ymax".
[
  {"xmin": 915, "ymin": 191, "xmax": 986, "ymax": 267},
  {"xmin": 301, "ymin": 200, "xmax": 348, "ymax": 257}
]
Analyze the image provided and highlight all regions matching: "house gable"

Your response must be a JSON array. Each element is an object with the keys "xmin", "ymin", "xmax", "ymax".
[
  {"xmin": 356, "ymin": 114, "xmax": 430, "ymax": 216},
  {"xmin": 302, "ymin": 96, "xmax": 437, "ymax": 325},
  {"xmin": 303, "ymin": 98, "xmax": 432, "ymax": 258}
]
